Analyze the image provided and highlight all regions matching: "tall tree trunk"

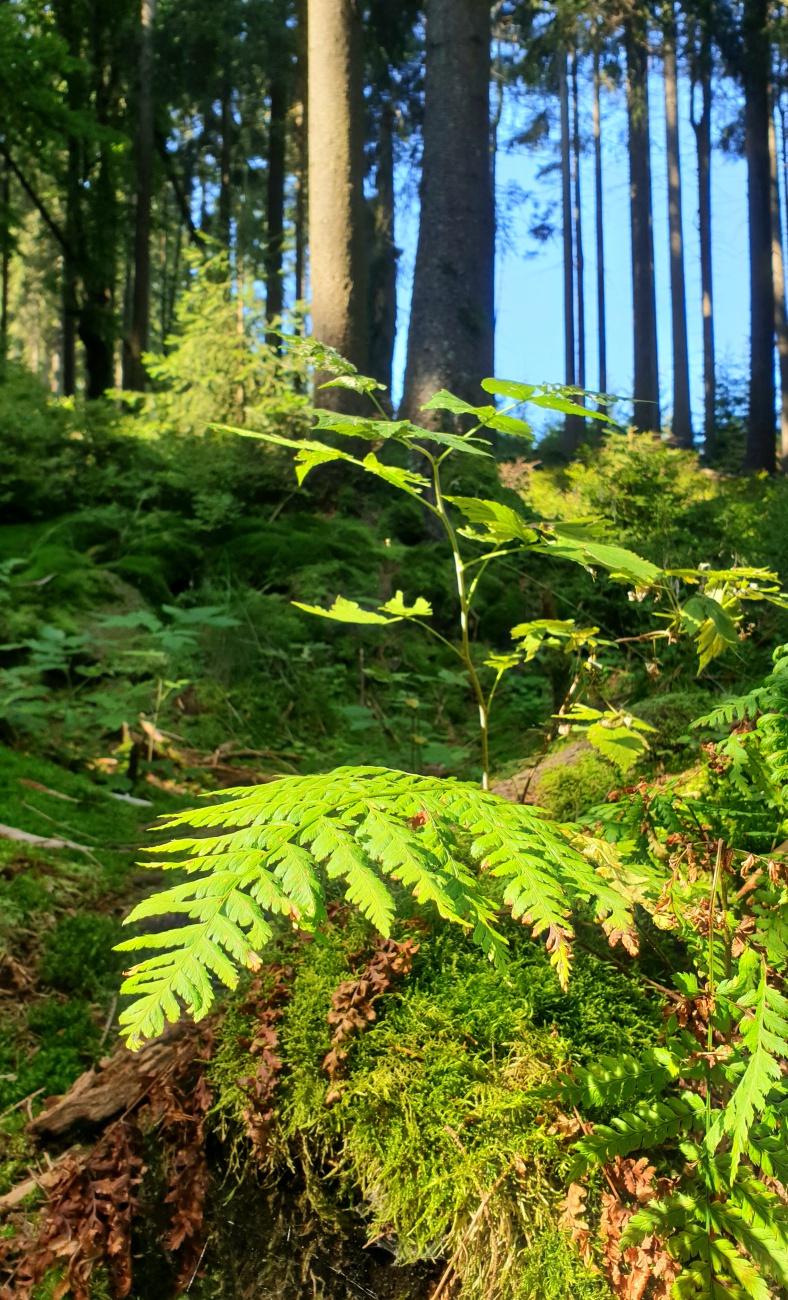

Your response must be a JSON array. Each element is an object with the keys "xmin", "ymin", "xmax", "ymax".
[
  {"xmin": 690, "ymin": 23, "xmax": 715, "ymax": 456},
  {"xmin": 62, "ymin": 137, "xmax": 80, "ymax": 397},
  {"xmin": 572, "ymin": 50, "xmax": 586, "ymax": 397},
  {"xmin": 294, "ymin": 0, "xmax": 308, "ymax": 306},
  {"xmin": 663, "ymin": 2, "xmax": 693, "ymax": 447},
  {"xmin": 593, "ymin": 43, "xmax": 607, "ymax": 395},
  {"xmin": 559, "ymin": 49, "xmax": 580, "ymax": 454},
  {"xmin": 308, "ymin": 0, "xmax": 368, "ymax": 403},
  {"xmin": 265, "ymin": 60, "xmax": 287, "ymax": 345},
  {"xmin": 624, "ymin": 14, "xmax": 660, "ymax": 433},
  {"xmin": 400, "ymin": 0, "xmax": 493, "ymax": 421},
  {"xmin": 219, "ymin": 63, "xmax": 233, "ymax": 247},
  {"xmin": 742, "ymin": 0, "xmax": 775, "ymax": 472},
  {"xmin": 1, "ymin": 157, "xmax": 10, "ymax": 369},
  {"xmin": 368, "ymin": 98, "xmax": 398, "ymax": 400},
  {"xmin": 768, "ymin": 99, "xmax": 788, "ymax": 464},
  {"xmin": 126, "ymin": 0, "xmax": 157, "ymax": 391}
]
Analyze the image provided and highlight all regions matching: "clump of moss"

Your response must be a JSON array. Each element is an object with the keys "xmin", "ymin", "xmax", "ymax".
[
  {"xmin": 209, "ymin": 917, "xmax": 655, "ymax": 1300},
  {"xmin": 38, "ymin": 913, "xmax": 123, "ymax": 1000},
  {"xmin": 535, "ymin": 750, "xmax": 617, "ymax": 822}
]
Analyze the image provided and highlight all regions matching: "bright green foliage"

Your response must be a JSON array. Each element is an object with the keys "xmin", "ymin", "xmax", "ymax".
[
  {"xmin": 561, "ymin": 703, "xmax": 657, "ymax": 771},
  {"xmin": 117, "ymin": 766, "xmax": 639, "ymax": 1047},
  {"xmin": 560, "ymin": 646, "xmax": 788, "ymax": 1299},
  {"xmin": 141, "ymin": 248, "xmax": 310, "ymax": 434}
]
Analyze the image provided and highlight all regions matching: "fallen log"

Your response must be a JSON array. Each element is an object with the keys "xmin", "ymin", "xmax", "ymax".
[
  {"xmin": 0, "ymin": 823, "xmax": 90, "ymax": 852},
  {"xmin": 29, "ymin": 1021, "xmax": 190, "ymax": 1138}
]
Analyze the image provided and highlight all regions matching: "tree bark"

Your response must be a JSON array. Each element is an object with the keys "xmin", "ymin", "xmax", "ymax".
[
  {"xmin": 308, "ymin": 0, "xmax": 368, "ymax": 402},
  {"xmin": 265, "ymin": 61, "xmax": 288, "ymax": 344},
  {"xmin": 559, "ymin": 49, "xmax": 580, "ymax": 454},
  {"xmin": 126, "ymin": 0, "xmax": 157, "ymax": 391},
  {"xmin": 572, "ymin": 50, "xmax": 586, "ymax": 397},
  {"xmin": 742, "ymin": 0, "xmax": 775, "ymax": 472},
  {"xmin": 593, "ymin": 43, "xmax": 607, "ymax": 396},
  {"xmin": 624, "ymin": 14, "xmax": 660, "ymax": 433},
  {"xmin": 62, "ymin": 137, "xmax": 80, "ymax": 398},
  {"xmin": 219, "ymin": 60, "xmax": 233, "ymax": 247},
  {"xmin": 663, "ymin": 2, "xmax": 693, "ymax": 447},
  {"xmin": 294, "ymin": 0, "xmax": 308, "ymax": 306},
  {"xmin": 368, "ymin": 97, "xmax": 398, "ymax": 400},
  {"xmin": 400, "ymin": 0, "xmax": 493, "ymax": 421},
  {"xmin": 768, "ymin": 99, "xmax": 788, "ymax": 465},
  {"xmin": 1, "ymin": 157, "xmax": 10, "ymax": 368},
  {"xmin": 690, "ymin": 23, "xmax": 715, "ymax": 456}
]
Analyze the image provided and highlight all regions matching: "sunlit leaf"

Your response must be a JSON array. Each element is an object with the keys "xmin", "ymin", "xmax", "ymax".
[
  {"xmin": 293, "ymin": 596, "xmax": 397, "ymax": 626},
  {"xmin": 444, "ymin": 496, "xmax": 539, "ymax": 545}
]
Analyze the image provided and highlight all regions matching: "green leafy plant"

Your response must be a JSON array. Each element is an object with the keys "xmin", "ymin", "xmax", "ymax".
[
  {"xmin": 117, "ymin": 364, "xmax": 788, "ymax": 1063},
  {"xmin": 556, "ymin": 645, "xmax": 788, "ymax": 1299}
]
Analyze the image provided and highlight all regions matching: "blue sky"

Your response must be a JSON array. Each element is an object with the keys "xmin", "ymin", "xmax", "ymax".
[{"xmin": 390, "ymin": 62, "xmax": 753, "ymax": 433}]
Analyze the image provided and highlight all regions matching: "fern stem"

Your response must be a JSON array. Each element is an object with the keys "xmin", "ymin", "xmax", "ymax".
[{"xmin": 705, "ymin": 839, "xmax": 725, "ymax": 1137}]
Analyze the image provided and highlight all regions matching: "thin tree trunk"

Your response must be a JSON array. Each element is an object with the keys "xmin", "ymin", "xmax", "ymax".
[
  {"xmin": 593, "ymin": 43, "xmax": 607, "ymax": 396},
  {"xmin": 62, "ymin": 137, "xmax": 80, "ymax": 397},
  {"xmin": 768, "ymin": 98, "xmax": 788, "ymax": 464},
  {"xmin": 308, "ymin": 0, "xmax": 368, "ymax": 402},
  {"xmin": 624, "ymin": 14, "xmax": 660, "ymax": 433},
  {"xmin": 1, "ymin": 157, "xmax": 9, "ymax": 368},
  {"xmin": 572, "ymin": 50, "xmax": 586, "ymax": 397},
  {"xmin": 294, "ymin": 0, "xmax": 308, "ymax": 306},
  {"xmin": 126, "ymin": 0, "xmax": 157, "ymax": 390},
  {"xmin": 265, "ymin": 61, "xmax": 287, "ymax": 344},
  {"xmin": 743, "ymin": 0, "xmax": 775, "ymax": 472},
  {"xmin": 559, "ymin": 49, "xmax": 580, "ymax": 454},
  {"xmin": 663, "ymin": 2, "xmax": 693, "ymax": 447},
  {"xmin": 368, "ymin": 97, "xmax": 398, "ymax": 399},
  {"xmin": 219, "ymin": 62, "xmax": 233, "ymax": 247},
  {"xmin": 400, "ymin": 0, "xmax": 494, "ymax": 421},
  {"xmin": 690, "ymin": 25, "xmax": 715, "ymax": 456}
]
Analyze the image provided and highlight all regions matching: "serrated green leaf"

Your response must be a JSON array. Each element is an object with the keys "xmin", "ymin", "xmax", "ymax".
[
  {"xmin": 444, "ymin": 496, "xmax": 538, "ymax": 546},
  {"xmin": 319, "ymin": 374, "xmax": 386, "ymax": 394},
  {"xmin": 293, "ymin": 595, "xmax": 397, "ymax": 626},
  {"xmin": 543, "ymin": 526, "xmax": 662, "ymax": 585},
  {"xmin": 380, "ymin": 591, "xmax": 433, "ymax": 619},
  {"xmin": 420, "ymin": 390, "xmax": 497, "ymax": 418}
]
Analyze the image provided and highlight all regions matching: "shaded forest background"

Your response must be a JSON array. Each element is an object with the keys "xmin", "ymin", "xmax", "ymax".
[
  {"xmin": 4, "ymin": 0, "xmax": 788, "ymax": 467},
  {"xmin": 4, "ymin": 4, "xmax": 788, "ymax": 1300}
]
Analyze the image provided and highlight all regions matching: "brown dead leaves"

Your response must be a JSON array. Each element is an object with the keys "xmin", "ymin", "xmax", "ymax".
[
  {"xmin": 1, "ymin": 1124, "xmax": 143, "ymax": 1300},
  {"xmin": 562, "ymin": 1158, "xmax": 678, "ymax": 1300},
  {"xmin": 236, "ymin": 963, "xmax": 294, "ymax": 1158},
  {"xmin": 0, "ymin": 1022, "xmax": 215, "ymax": 1299},
  {"xmin": 323, "ymin": 936, "xmax": 419, "ymax": 1097}
]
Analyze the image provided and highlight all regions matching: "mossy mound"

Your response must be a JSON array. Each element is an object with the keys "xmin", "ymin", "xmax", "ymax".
[{"xmin": 199, "ymin": 915, "xmax": 660, "ymax": 1300}]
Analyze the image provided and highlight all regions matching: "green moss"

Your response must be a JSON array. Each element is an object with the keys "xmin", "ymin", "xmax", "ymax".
[
  {"xmin": 535, "ymin": 751, "xmax": 617, "ymax": 822},
  {"xmin": 0, "ymin": 999, "xmax": 100, "ymax": 1111},
  {"xmin": 208, "ymin": 918, "xmax": 655, "ymax": 1300},
  {"xmin": 38, "ymin": 913, "xmax": 123, "ymax": 999}
]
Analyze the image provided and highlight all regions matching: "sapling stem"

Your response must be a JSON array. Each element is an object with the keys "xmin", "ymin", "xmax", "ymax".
[{"xmin": 429, "ymin": 456, "xmax": 491, "ymax": 789}]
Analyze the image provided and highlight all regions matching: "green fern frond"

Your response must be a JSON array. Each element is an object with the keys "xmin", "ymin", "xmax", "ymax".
[
  {"xmin": 725, "ymin": 956, "xmax": 788, "ymax": 1176},
  {"xmin": 627, "ymin": 1194, "xmax": 773, "ymax": 1300},
  {"xmin": 570, "ymin": 1094, "xmax": 702, "ymax": 1174},
  {"xmin": 118, "ymin": 768, "xmax": 632, "ymax": 1048},
  {"xmin": 556, "ymin": 1046, "xmax": 681, "ymax": 1110},
  {"xmin": 746, "ymin": 1128, "xmax": 788, "ymax": 1184},
  {"xmin": 709, "ymin": 1200, "xmax": 788, "ymax": 1291}
]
